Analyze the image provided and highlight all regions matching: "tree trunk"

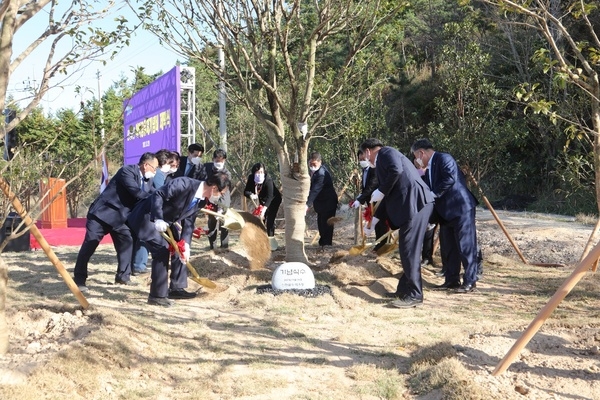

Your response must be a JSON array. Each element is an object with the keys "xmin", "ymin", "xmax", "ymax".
[
  {"xmin": 0, "ymin": 256, "xmax": 8, "ymax": 355},
  {"xmin": 280, "ymin": 173, "xmax": 310, "ymax": 264}
]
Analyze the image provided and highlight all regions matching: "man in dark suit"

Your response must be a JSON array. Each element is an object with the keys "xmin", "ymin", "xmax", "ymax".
[
  {"xmin": 360, "ymin": 138, "xmax": 434, "ymax": 308},
  {"xmin": 350, "ymin": 149, "xmax": 388, "ymax": 251},
  {"xmin": 306, "ymin": 152, "xmax": 338, "ymax": 247},
  {"xmin": 73, "ymin": 152, "xmax": 159, "ymax": 292},
  {"xmin": 173, "ymin": 143, "xmax": 204, "ymax": 178},
  {"xmin": 127, "ymin": 173, "xmax": 231, "ymax": 307},
  {"xmin": 201, "ymin": 148, "xmax": 232, "ymax": 249},
  {"xmin": 411, "ymin": 138, "xmax": 479, "ymax": 293}
]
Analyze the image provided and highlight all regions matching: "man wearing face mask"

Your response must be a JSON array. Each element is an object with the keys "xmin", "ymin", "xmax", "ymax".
[
  {"xmin": 360, "ymin": 138, "xmax": 434, "ymax": 308},
  {"xmin": 127, "ymin": 173, "xmax": 231, "ymax": 307},
  {"xmin": 411, "ymin": 138, "xmax": 479, "ymax": 294},
  {"xmin": 132, "ymin": 149, "xmax": 180, "ymax": 275},
  {"xmin": 174, "ymin": 143, "xmax": 204, "ymax": 178},
  {"xmin": 201, "ymin": 149, "xmax": 232, "ymax": 249},
  {"xmin": 350, "ymin": 149, "xmax": 389, "ymax": 251},
  {"xmin": 73, "ymin": 152, "xmax": 159, "ymax": 292},
  {"xmin": 306, "ymin": 152, "xmax": 338, "ymax": 248}
]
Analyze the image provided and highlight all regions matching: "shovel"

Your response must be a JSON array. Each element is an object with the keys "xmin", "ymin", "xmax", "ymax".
[
  {"xmin": 349, "ymin": 228, "xmax": 397, "ymax": 256},
  {"xmin": 160, "ymin": 227, "xmax": 217, "ymax": 289},
  {"xmin": 199, "ymin": 207, "xmax": 245, "ymax": 230},
  {"xmin": 376, "ymin": 230, "xmax": 399, "ymax": 256},
  {"xmin": 349, "ymin": 205, "xmax": 367, "ymax": 255}
]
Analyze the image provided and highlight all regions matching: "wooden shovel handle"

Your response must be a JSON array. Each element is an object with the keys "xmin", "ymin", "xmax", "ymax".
[{"xmin": 160, "ymin": 228, "xmax": 217, "ymax": 289}]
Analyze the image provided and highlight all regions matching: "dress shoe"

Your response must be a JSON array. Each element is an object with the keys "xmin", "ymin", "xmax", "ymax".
[
  {"xmin": 431, "ymin": 281, "xmax": 461, "ymax": 291},
  {"xmin": 434, "ymin": 269, "xmax": 447, "ymax": 277},
  {"xmin": 168, "ymin": 288, "xmax": 197, "ymax": 299},
  {"xmin": 132, "ymin": 269, "xmax": 149, "ymax": 276},
  {"xmin": 147, "ymin": 296, "xmax": 174, "ymax": 307},
  {"xmin": 420, "ymin": 259, "xmax": 433, "ymax": 268},
  {"xmin": 455, "ymin": 283, "xmax": 477, "ymax": 293},
  {"xmin": 115, "ymin": 279, "xmax": 138, "ymax": 286},
  {"xmin": 383, "ymin": 292, "xmax": 401, "ymax": 299},
  {"xmin": 390, "ymin": 296, "xmax": 423, "ymax": 308}
]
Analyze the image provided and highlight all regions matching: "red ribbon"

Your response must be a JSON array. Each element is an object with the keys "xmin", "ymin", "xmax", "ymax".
[
  {"xmin": 363, "ymin": 206, "xmax": 373, "ymax": 222},
  {"xmin": 168, "ymin": 239, "xmax": 186, "ymax": 256},
  {"xmin": 204, "ymin": 203, "xmax": 216, "ymax": 211},
  {"xmin": 192, "ymin": 227, "xmax": 205, "ymax": 238},
  {"xmin": 252, "ymin": 205, "xmax": 265, "ymax": 217}
]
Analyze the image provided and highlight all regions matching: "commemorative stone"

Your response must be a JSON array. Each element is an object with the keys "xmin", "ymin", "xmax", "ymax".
[{"xmin": 271, "ymin": 262, "xmax": 315, "ymax": 290}]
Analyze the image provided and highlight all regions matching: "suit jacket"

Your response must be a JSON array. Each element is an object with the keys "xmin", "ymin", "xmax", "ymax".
[
  {"xmin": 428, "ymin": 151, "xmax": 478, "ymax": 221},
  {"xmin": 173, "ymin": 155, "xmax": 198, "ymax": 178},
  {"xmin": 88, "ymin": 164, "xmax": 152, "ymax": 227},
  {"xmin": 127, "ymin": 177, "xmax": 206, "ymax": 244},
  {"xmin": 306, "ymin": 165, "xmax": 338, "ymax": 213},
  {"xmin": 374, "ymin": 146, "xmax": 434, "ymax": 228},
  {"xmin": 244, "ymin": 174, "xmax": 282, "ymax": 208},
  {"xmin": 356, "ymin": 167, "xmax": 378, "ymax": 204},
  {"xmin": 202, "ymin": 162, "xmax": 232, "ymax": 207}
]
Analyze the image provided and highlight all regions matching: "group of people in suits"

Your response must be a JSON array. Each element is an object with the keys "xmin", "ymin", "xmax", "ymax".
[
  {"xmin": 73, "ymin": 143, "xmax": 233, "ymax": 307},
  {"xmin": 356, "ymin": 138, "xmax": 479, "ymax": 309}
]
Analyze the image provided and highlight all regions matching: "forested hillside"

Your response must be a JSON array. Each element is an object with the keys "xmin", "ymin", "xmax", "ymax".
[{"xmin": 5, "ymin": 1, "xmax": 599, "ymax": 217}]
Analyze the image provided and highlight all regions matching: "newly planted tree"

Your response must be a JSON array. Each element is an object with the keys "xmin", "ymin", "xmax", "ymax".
[{"xmin": 132, "ymin": 0, "xmax": 408, "ymax": 262}]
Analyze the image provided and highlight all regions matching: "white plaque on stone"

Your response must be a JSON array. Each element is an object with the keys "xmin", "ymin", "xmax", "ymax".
[{"xmin": 271, "ymin": 262, "xmax": 315, "ymax": 290}]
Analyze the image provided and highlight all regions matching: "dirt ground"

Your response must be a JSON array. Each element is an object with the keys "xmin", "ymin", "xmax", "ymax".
[{"xmin": 1, "ymin": 207, "xmax": 600, "ymax": 399}]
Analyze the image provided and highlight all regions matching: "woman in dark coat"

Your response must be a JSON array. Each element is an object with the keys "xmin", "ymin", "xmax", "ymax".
[{"xmin": 244, "ymin": 162, "xmax": 282, "ymax": 237}]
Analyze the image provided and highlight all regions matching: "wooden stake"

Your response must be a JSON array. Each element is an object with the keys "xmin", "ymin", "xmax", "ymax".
[
  {"xmin": 493, "ymin": 239, "xmax": 600, "ymax": 375},
  {"xmin": 0, "ymin": 177, "xmax": 89, "ymax": 309},
  {"xmin": 464, "ymin": 170, "xmax": 528, "ymax": 264}
]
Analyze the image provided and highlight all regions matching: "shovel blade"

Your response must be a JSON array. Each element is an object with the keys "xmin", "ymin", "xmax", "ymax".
[
  {"xmin": 189, "ymin": 276, "xmax": 217, "ymax": 289},
  {"xmin": 348, "ymin": 245, "xmax": 367, "ymax": 256},
  {"xmin": 376, "ymin": 244, "xmax": 396, "ymax": 256}
]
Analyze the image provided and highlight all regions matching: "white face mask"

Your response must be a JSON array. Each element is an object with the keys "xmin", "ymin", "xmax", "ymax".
[
  {"xmin": 309, "ymin": 165, "xmax": 319, "ymax": 172},
  {"xmin": 214, "ymin": 162, "xmax": 225, "ymax": 171},
  {"xmin": 144, "ymin": 171, "xmax": 156, "ymax": 180},
  {"xmin": 209, "ymin": 194, "xmax": 221, "ymax": 204},
  {"xmin": 254, "ymin": 173, "xmax": 265, "ymax": 184},
  {"xmin": 415, "ymin": 158, "xmax": 424, "ymax": 168},
  {"xmin": 359, "ymin": 160, "xmax": 370, "ymax": 169},
  {"xmin": 191, "ymin": 156, "xmax": 202, "ymax": 165},
  {"xmin": 168, "ymin": 167, "xmax": 177, "ymax": 174},
  {"xmin": 160, "ymin": 165, "xmax": 171, "ymax": 173}
]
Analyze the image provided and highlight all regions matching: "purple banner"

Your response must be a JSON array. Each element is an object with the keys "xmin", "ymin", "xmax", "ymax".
[{"xmin": 123, "ymin": 66, "xmax": 181, "ymax": 165}]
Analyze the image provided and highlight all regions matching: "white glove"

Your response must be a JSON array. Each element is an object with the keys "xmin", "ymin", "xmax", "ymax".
[
  {"xmin": 250, "ymin": 194, "xmax": 258, "ymax": 200},
  {"xmin": 351, "ymin": 200, "xmax": 361, "ymax": 209},
  {"xmin": 260, "ymin": 207, "xmax": 267, "ymax": 218},
  {"xmin": 154, "ymin": 219, "xmax": 169, "ymax": 232},
  {"xmin": 363, "ymin": 217, "xmax": 379, "ymax": 236},
  {"xmin": 363, "ymin": 225, "xmax": 375, "ymax": 236},
  {"xmin": 180, "ymin": 242, "xmax": 190, "ymax": 262},
  {"xmin": 370, "ymin": 189, "xmax": 385, "ymax": 203}
]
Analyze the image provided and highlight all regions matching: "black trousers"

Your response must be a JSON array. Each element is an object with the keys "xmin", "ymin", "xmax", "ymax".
[
  {"xmin": 264, "ymin": 199, "xmax": 281, "ymax": 237},
  {"xmin": 317, "ymin": 207, "xmax": 336, "ymax": 246},
  {"xmin": 395, "ymin": 203, "xmax": 433, "ymax": 300},
  {"xmin": 439, "ymin": 207, "xmax": 479, "ymax": 285},
  {"xmin": 207, "ymin": 214, "xmax": 229, "ymax": 248},
  {"xmin": 74, "ymin": 215, "xmax": 133, "ymax": 285},
  {"xmin": 145, "ymin": 227, "xmax": 188, "ymax": 298}
]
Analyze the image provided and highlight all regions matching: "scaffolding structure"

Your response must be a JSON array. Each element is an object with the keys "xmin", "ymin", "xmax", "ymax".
[{"xmin": 179, "ymin": 66, "xmax": 197, "ymax": 149}]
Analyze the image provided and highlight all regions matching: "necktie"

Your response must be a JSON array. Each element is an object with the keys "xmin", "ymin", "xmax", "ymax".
[
  {"xmin": 187, "ymin": 198, "xmax": 199, "ymax": 210},
  {"xmin": 185, "ymin": 162, "xmax": 193, "ymax": 176}
]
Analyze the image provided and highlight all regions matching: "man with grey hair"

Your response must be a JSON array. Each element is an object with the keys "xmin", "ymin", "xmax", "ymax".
[
  {"xmin": 360, "ymin": 138, "xmax": 434, "ymax": 308},
  {"xmin": 411, "ymin": 138, "xmax": 479, "ymax": 293}
]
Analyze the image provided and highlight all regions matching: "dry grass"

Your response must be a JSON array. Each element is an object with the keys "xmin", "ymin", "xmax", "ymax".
[{"xmin": 2, "ymin": 209, "xmax": 600, "ymax": 399}]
